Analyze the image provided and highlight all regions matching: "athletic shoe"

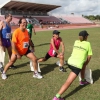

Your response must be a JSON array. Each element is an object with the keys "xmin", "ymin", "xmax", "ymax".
[
  {"xmin": 0, "ymin": 62, "xmax": 4, "ymax": 73},
  {"xmin": 9, "ymin": 65, "xmax": 17, "ymax": 69},
  {"xmin": 80, "ymin": 79, "xmax": 90, "ymax": 85},
  {"xmin": 59, "ymin": 67, "xmax": 66, "ymax": 72},
  {"xmin": 52, "ymin": 97, "xmax": 64, "ymax": 100},
  {"xmin": 1, "ymin": 73, "xmax": 7, "ymax": 80},
  {"xmin": 33, "ymin": 73, "xmax": 43, "ymax": 79}
]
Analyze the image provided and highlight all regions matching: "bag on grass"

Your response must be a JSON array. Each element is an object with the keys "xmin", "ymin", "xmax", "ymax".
[
  {"xmin": 0, "ymin": 46, "xmax": 5, "ymax": 65},
  {"xmin": 30, "ymin": 60, "xmax": 41, "ymax": 72},
  {"xmin": 79, "ymin": 67, "xmax": 93, "ymax": 84}
]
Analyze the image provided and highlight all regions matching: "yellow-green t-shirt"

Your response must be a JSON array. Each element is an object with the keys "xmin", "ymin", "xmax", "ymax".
[{"xmin": 68, "ymin": 40, "xmax": 92, "ymax": 69}]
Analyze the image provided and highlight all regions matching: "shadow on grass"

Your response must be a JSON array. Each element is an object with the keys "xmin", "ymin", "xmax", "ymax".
[
  {"xmin": 15, "ymin": 61, "xmax": 29, "ymax": 69},
  {"xmin": 7, "ymin": 70, "xmax": 31, "ymax": 77},
  {"xmin": 92, "ymin": 69, "xmax": 100, "ymax": 83},
  {"xmin": 64, "ymin": 85, "xmax": 88, "ymax": 99},
  {"xmin": 35, "ymin": 43, "xmax": 50, "ymax": 47},
  {"xmin": 8, "ymin": 61, "xmax": 68, "ymax": 76},
  {"xmin": 7, "ymin": 62, "xmax": 30, "ymax": 76},
  {"xmin": 40, "ymin": 63, "xmax": 58, "ymax": 75},
  {"xmin": 7, "ymin": 62, "xmax": 58, "ymax": 76}
]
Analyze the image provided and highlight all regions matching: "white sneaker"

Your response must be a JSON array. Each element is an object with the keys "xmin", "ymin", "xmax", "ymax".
[
  {"xmin": 33, "ymin": 73, "xmax": 43, "ymax": 79},
  {"xmin": 1, "ymin": 73, "xmax": 7, "ymax": 80}
]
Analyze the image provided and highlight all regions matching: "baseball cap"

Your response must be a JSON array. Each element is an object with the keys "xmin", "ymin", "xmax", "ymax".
[
  {"xmin": 79, "ymin": 30, "xmax": 89, "ymax": 37},
  {"xmin": 53, "ymin": 30, "xmax": 60, "ymax": 35}
]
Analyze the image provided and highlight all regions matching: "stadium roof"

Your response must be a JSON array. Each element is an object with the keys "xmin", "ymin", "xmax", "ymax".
[{"xmin": 0, "ymin": 0, "xmax": 61, "ymax": 12}]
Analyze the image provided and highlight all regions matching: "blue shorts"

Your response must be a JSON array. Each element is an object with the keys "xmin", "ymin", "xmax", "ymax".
[{"xmin": 2, "ymin": 38, "xmax": 11, "ymax": 48}]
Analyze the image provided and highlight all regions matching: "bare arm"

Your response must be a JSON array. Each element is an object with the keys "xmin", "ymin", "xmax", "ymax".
[
  {"xmin": 33, "ymin": 27, "xmax": 36, "ymax": 35},
  {"xmin": 51, "ymin": 38, "xmax": 59, "ymax": 54},
  {"xmin": 60, "ymin": 40, "xmax": 65, "ymax": 55},
  {"xmin": 84, "ymin": 55, "xmax": 91, "ymax": 66}
]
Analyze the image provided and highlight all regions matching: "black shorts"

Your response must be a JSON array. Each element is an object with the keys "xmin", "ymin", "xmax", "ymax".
[
  {"xmin": 24, "ymin": 49, "xmax": 31, "ymax": 55},
  {"xmin": 68, "ymin": 64, "xmax": 81, "ymax": 76},
  {"xmin": 45, "ymin": 53, "xmax": 57, "ymax": 60}
]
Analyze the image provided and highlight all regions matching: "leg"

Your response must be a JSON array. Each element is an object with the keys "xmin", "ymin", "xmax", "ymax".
[
  {"xmin": 38, "ymin": 57, "xmax": 47, "ymax": 62},
  {"xmin": 1, "ymin": 54, "xmax": 17, "ymax": 80},
  {"xmin": 80, "ymin": 64, "xmax": 89, "ymax": 85},
  {"xmin": 58, "ymin": 72, "xmax": 77, "ymax": 95},
  {"xmin": 53, "ymin": 72, "xmax": 77, "ymax": 100},
  {"xmin": 53, "ymin": 65, "xmax": 81, "ymax": 99},
  {"xmin": 26, "ymin": 52, "xmax": 43, "ymax": 79},
  {"xmin": 80, "ymin": 64, "xmax": 86, "ymax": 79},
  {"xmin": 57, "ymin": 54, "xmax": 64, "ymax": 66},
  {"xmin": 38, "ymin": 53, "xmax": 50, "ymax": 62},
  {"xmin": 7, "ymin": 46, "xmax": 16, "ymax": 69},
  {"xmin": 7, "ymin": 46, "xmax": 12, "ymax": 59},
  {"xmin": 3, "ymin": 54, "xmax": 17, "ymax": 73},
  {"xmin": 26, "ymin": 52, "xmax": 38, "ymax": 71},
  {"xmin": 57, "ymin": 54, "xmax": 65, "ymax": 72}
]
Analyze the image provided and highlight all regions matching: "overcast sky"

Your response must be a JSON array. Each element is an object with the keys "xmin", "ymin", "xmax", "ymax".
[{"xmin": 0, "ymin": 0, "xmax": 100, "ymax": 16}]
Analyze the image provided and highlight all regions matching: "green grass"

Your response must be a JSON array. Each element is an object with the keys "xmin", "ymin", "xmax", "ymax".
[{"xmin": 0, "ymin": 27, "xmax": 100, "ymax": 100}]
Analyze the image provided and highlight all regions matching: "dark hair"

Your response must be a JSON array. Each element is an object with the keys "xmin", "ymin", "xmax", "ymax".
[
  {"xmin": 18, "ymin": 17, "xmax": 26, "ymax": 24},
  {"xmin": 5, "ymin": 13, "xmax": 12, "ymax": 19},
  {"xmin": 79, "ymin": 30, "xmax": 89, "ymax": 41}
]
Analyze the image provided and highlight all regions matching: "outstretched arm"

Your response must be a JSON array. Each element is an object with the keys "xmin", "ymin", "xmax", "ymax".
[{"xmin": 83, "ymin": 55, "xmax": 91, "ymax": 66}]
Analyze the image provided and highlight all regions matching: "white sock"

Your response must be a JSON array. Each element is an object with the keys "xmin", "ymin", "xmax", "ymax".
[
  {"xmin": 34, "ymin": 70, "xmax": 38, "ymax": 74},
  {"xmin": 3, "ymin": 71, "xmax": 5, "ymax": 74}
]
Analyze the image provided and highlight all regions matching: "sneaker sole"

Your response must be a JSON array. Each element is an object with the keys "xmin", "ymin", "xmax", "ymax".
[
  {"xmin": 33, "ymin": 76, "xmax": 43, "ymax": 79},
  {"xmin": 80, "ymin": 83, "xmax": 90, "ymax": 85},
  {"xmin": 1, "ymin": 76, "xmax": 7, "ymax": 80}
]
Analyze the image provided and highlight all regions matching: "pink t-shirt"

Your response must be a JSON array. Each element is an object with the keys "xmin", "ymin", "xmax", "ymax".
[{"xmin": 48, "ymin": 37, "xmax": 62, "ymax": 57}]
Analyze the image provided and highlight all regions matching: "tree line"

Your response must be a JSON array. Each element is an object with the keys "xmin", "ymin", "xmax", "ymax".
[{"xmin": 82, "ymin": 15, "xmax": 100, "ymax": 20}]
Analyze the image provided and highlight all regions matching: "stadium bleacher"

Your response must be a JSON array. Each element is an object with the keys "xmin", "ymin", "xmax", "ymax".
[
  {"xmin": 0, "ymin": 0, "xmax": 95, "ymax": 29},
  {"xmin": 33, "ymin": 16, "xmax": 62, "ymax": 24},
  {"xmin": 60, "ymin": 15, "xmax": 93, "ymax": 24}
]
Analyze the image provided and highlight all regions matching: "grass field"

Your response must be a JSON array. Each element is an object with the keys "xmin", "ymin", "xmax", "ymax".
[{"xmin": 0, "ymin": 27, "xmax": 100, "ymax": 100}]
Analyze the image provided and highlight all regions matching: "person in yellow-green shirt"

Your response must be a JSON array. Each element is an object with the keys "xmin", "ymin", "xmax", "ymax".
[{"xmin": 52, "ymin": 30, "xmax": 92, "ymax": 100}]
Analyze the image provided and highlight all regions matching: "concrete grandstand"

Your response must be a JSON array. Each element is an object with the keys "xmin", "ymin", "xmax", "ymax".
[
  {"xmin": 59, "ymin": 15, "xmax": 93, "ymax": 24},
  {"xmin": 0, "ymin": 0, "xmax": 96, "ymax": 31},
  {"xmin": 0, "ymin": 0, "xmax": 62, "ymax": 25}
]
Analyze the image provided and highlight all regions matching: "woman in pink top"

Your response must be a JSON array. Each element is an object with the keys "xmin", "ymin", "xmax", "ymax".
[{"xmin": 38, "ymin": 30, "xmax": 65, "ymax": 72}]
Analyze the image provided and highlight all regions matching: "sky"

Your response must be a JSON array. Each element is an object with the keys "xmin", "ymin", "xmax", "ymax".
[{"xmin": 0, "ymin": 0, "xmax": 100, "ymax": 16}]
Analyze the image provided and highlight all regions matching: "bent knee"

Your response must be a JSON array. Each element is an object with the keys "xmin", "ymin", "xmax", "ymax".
[{"xmin": 59, "ymin": 56, "xmax": 64, "ymax": 59}]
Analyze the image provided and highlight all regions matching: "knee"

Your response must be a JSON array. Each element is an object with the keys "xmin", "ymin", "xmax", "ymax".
[
  {"xmin": 43, "ymin": 58, "xmax": 47, "ymax": 61},
  {"xmin": 8, "ymin": 61, "xmax": 14, "ymax": 66},
  {"xmin": 34, "ymin": 58, "xmax": 38, "ymax": 62},
  {"xmin": 60, "ymin": 55, "xmax": 64, "ymax": 59}
]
